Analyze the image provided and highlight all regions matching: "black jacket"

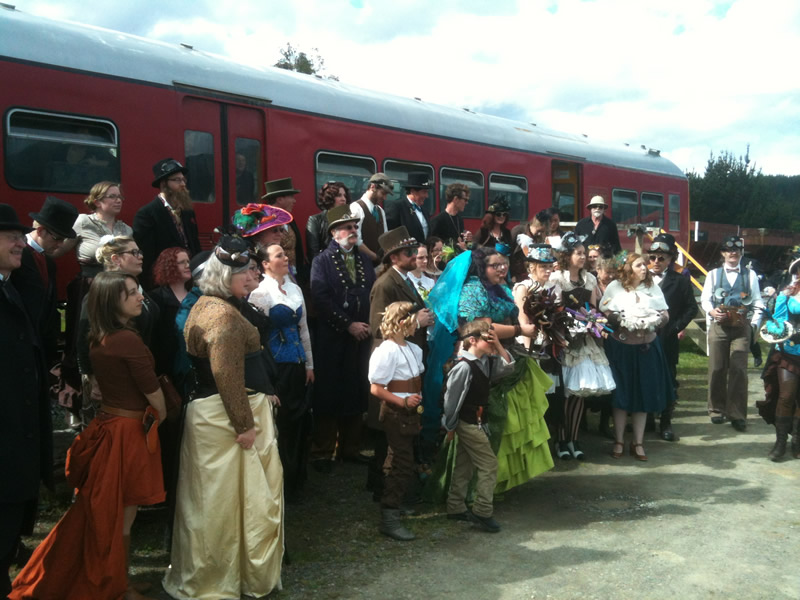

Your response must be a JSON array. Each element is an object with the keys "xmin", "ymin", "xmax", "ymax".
[
  {"xmin": 305, "ymin": 211, "xmax": 331, "ymax": 260},
  {"xmin": 12, "ymin": 245, "xmax": 60, "ymax": 365},
  {"xmin": 385, "ymin": 197, "xmax": 429, "ymax": 244},
  {"xmin": 574, "ymin": 215, "xmax": 621, "ymax": 254},
  {"xmin": 657, "ymin": 268, "xmax": 698, "ymax": 367}
]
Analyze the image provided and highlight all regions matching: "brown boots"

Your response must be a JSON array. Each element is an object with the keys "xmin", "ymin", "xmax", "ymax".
[{"xmin": 768, "ymin": 416, "xmax": 792, "ymax": 462}]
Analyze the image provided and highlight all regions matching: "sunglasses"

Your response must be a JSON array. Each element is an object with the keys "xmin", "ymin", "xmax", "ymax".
[
  {"xmin": 649, "ymin": 254, "xmax": 668, "ymax": 263},
  {"xmin": 402, "ymin": 248, "xmax": 418, "ymax": 257},
  {"xmin": 117, "ymin": 249, "xmax": 143, "ymax": 258}
]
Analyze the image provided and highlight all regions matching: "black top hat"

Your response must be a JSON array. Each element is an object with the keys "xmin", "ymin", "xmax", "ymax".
[
  {"xmin": 0, "ymin": 204, "xmax": 33, "ymax": 233},
  {"xmin": 648, "ymin": 233, "xmax": 677, "ymax": 255},
  {"xmin": 28, "ymin": 196, "xmax": 78, "ymax": 239},
  {"xmin": 326, "ymin": 204, "xmax": 360, "ymax": 233},
  {"xmin": 261, "ymin": 177, "xmax": 301, "ymax": 202},
  {"xmin": 721, "ymin": 235, "xmax": 744, "ymax": 251},
  {"xmin": 379, "ymin": 226, "xmax": 420, "ymax": 263},
  {"xmin": 405, "ymin": 172, "xmax": 433, "ymax": 190},
  {"xmin": 152, "ymin": 158, "xmax": 189, "ymax": 188}
]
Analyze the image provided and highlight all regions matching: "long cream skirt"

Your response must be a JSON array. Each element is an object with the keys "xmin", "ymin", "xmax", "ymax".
[{"xmin": 163, "ymin": 392, "xmax": 284, "ymax": 600}]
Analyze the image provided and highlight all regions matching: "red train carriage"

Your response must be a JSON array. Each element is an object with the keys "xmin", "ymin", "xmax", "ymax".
[{"xmin": 0, "ymin": 6, "xmax": 689, "ymax": 295}]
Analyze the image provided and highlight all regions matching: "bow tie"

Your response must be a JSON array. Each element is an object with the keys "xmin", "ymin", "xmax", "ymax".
[
  {"xmin": 410, "ymin": 203, "xmax": 422, "ymax": 213},
  {"xmin": 726, "ymin": 268, "xmax": 740, "ymax": 273}
]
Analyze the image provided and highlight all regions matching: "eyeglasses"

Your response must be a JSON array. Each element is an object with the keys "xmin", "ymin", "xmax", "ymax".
[
  {"xmin": 1, "ymin": 231, "xmax": 26, "ymax": 243},
  {"xmin": 649, "ymin": 255, "xmax": 668, "ymax": 263},
  {"xmin": 117, "ymin": 249, "xmax": 143, "ymax": 258},
  {"xmin": 168, "ymin": 177, "xmax": 188, "ymax": 184},
  {"xmin": 102, "ymin": 194, "xmax": 124, "ymax": 200},
  {"xmin": 402, "ymin": 248, "xmax": 419, "ymax": 257},
  {"xmin": 487, "ymin": 262, "xmax": 509, "ymax": 271},
  {"xmin": 45, "ymin": 229, "xmax": 65, "ymax": 242}
]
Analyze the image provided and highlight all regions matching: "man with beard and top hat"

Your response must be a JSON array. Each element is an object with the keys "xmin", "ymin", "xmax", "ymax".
[
  {"xmin": 12, "ymin": 196, "xmax": 78, "ymax": 366},
  {"xmin": 261, "ymin": 177, "xmax": 309, "ymax": 286},
  {"xmin": 574, "ymin": 195, "xmax": 621, "ymax": 255},
  {"xmin": 0, "ymin": 205, "xmax": 52, "ymax": 597},
  {"xmin": 701, "ymin": 234, "xmax": 764, "ymax": 431},
  {"xmin": 385, "ymin": 172, "xmax": 433, "ymax": 244},
  {"xmin": 364, "ymin": 227, "xmax": 436, "ymax": 500},
  {"xmin": 647, "ymin": 233, "xmax": 698, "ymax": 441},
  {"xmin": 133, "ymin": 158, "xmax": 201, "ymax": 286},
  {"xmin": 350, "ymin": 172, "xmax": 392, "ymax": 266},
  {"xmin": 309, "ymin": 205, "xmax": 376, "ymax": 472}
]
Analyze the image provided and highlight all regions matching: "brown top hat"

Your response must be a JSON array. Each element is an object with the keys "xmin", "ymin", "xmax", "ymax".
[
  {"xmin": 261, "ymin": 177, "xmax": 301, "ymax": 202},
  {"xmin": 152, "ymin": 158, "xmax": 188, "ymax": 188},
  {"xmin": 29, "ymin": 196, "xmax": 79, "ymax": 239},
  {"xmin": 379, "ymin": 226, "xmax": 419, "ymax": 263}
]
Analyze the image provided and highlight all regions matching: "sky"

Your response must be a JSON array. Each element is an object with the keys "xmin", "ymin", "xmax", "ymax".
[{"xmin": 23, "ymin": 0, "xmax": 800, "ymax": 176}]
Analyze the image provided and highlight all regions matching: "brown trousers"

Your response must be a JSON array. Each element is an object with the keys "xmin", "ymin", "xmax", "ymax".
[
  {"xmin": 380, "ymin": 408, "xmax": 418, "ymax": 509},
  {"xmin": 776, "ymin": 368, "xmax": 800, "ymax": 418},
  {"xmin": 310, "ymin": 414, "xmax": 363, "ymax": 461},
  {"xmin": 707, "ymin": 321, "xmax": 751, "ymax": 421},
  {"xmin": 447, "ymin": 420, "xmax": 498, "ymax": 519}
]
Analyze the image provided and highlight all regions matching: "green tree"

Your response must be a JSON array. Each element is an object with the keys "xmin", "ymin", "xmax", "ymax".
[{"xmin": 274, "ymin": 43, "xmax": 339, "ymax": 81}]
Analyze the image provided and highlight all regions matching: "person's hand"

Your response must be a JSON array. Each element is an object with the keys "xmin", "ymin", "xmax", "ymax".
[
  {"xmin": 270, "ymin": 395, "xmax": 281, "ymax": 407},
  {"xmin": 708, "ymin": 307, "xmax": 724, "ymax": 321},
  {"xmin": 306, "ymin": 369, "xmax": 315, "ymax": 385},
  {"xmin": 445, "ymin": 430, "xmax": 455, "ymax": 442},
  {"xmin": 347, "ymin": 321, "xmax": 370, "ymax": 340},
  {"xmin": 235, "ymin": 427, "xmax": 257, "ymax": 450},
  {"xmin": 405, "ymin": 393, "xmax": 422, "ymax": 408},
  {"xmin": 417, "ymin": 308, "xmax": 434, "ymax": 328},
  {"xmin": 463, "ymin": 231, "xmax": 473, "ymax": 243},
  {"xmin": 762, "ymin": 286, "xmax": 776, "ymax": 297},
  {"xmin": 677, "ymin": 329, "xmax": 686, "ymax": 340}
]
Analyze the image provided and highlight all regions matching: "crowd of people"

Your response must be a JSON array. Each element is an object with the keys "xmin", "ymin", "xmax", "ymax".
[{"xmin": 1, "ymin": 162, "xmax": 799, "ymax": 599}]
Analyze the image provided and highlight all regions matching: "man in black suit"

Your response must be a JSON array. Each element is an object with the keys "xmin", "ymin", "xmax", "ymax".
[
  {"xmin": 648, "ymin": 233, "xmax": 698, "ymax": 441},
  {"xmin": 385, "ymin": 172, "xmax": 432, "ymax": 244},
  {"xmin": 13, "ymin": 196, "xmax": 78, "ymax": 366},
  {"xmin": 133, "ymin": 158, "xmax": 201, "ymax": 286},
  {"xmin": 574, "ymin": 195, "xmax": 621, "ymax": 254},
  {"xmin": 0, "ymin": 205, "xmax": 52, "ymax": 596}
]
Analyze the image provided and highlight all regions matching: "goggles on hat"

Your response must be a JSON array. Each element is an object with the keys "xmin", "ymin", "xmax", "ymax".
[
  {"xmin": 214, "ymin": 244, "xmax": 251, "ymax": 267},
  {"xmin": 650, "ymin": 241, "xmax": 671, "ymax": 253},
  {"xmin": 722, "ymin": 239, "xmax": 744, "ymax": 250}
]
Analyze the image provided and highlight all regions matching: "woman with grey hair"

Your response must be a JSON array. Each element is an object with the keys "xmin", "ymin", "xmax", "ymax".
[{"xmin": 163, "ymin": 236, "xmax": 284, "ymax": 600}]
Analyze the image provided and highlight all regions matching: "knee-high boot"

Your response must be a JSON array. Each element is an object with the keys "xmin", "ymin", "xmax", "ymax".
[
  {"xmin": 791, "ymin": 417, "xmax": 800, "ymax": 459},
  {"xmin": 768, "ymin": 416, "xmax": 792, "ymax": 462}
]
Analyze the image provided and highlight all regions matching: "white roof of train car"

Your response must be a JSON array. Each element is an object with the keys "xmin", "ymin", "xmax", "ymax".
[{"xmin": 0, "ymin": 7, "xmax": 685, "ymax": 179}]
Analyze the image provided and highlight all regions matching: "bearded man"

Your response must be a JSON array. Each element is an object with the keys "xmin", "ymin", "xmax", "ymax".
[
  {"xmin": 133, "ymin": 158, "xmax": 201, "ymax": 285},
  {"xmin": 574, "ymin": 195, "xmax": 621, "ymax": 254}
]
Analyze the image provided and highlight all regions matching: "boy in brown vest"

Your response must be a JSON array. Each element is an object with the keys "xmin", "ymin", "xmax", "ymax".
[{"xmin": 442, "ymin": 320, "xmax": 514, "ymax": 533}]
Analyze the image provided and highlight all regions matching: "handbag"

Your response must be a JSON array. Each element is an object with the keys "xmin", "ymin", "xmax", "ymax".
[{"xmin": 158, "ymin": 374, "xmax": 183, "ymax": 420}]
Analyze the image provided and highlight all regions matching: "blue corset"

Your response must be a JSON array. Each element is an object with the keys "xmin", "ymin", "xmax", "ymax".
[{"xmin": 268, "ymin": 304, "xmax": 306, "ymax": 364}]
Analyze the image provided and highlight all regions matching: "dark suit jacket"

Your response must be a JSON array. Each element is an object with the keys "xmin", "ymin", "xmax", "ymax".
[
  {"xmin": 385, "ymin": 197, "xmax": 428, "ymax": 244},
  {"xmin": 657, "ymin": 268, "xmax": 698, "ymax": 368},
  {"xmin": 574, "ymin": 215, "xmax": 621, "ymax": 254},
  {"xmin": 368, "ymin": 267, "xmax": 428, "ymax": 352},
  {"xmin": 0, "ymin": 277, "xmax": 52, "ymax": 504},
  {"xmin": 13, "ymin": 246, "xmax": 59, "ymax": 365},
  {"xmin": 133, "ymin": 196, "xmax": 201, "ymax": 284}
]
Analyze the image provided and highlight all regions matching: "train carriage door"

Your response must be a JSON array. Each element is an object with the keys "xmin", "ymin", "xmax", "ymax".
[
  {"xmin": 226, "ymin": 105, "xmax": 266, "ymax": 210},
  {"xmin": 551, "ymin": 161, "xmax": 580, "ymax": 223}
]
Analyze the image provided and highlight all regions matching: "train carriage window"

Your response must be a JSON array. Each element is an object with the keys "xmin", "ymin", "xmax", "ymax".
[
  {"xmin": 611, "ymin": 189, "xmax": 638, "ymax": 225},
  {"xmin": 383, "ymin": 160, "xmax": 436, "ymax": 215},
  {"xmin": 489, "ymin": 173, "xmax": 528, "ymax": 222},
  {"xmin": 5, "ymin": 109, "xmax": 119, "ymax": 192},
  {"xmin": 234, "ymin": 138, "xmax": 261, "ymax": 205},
  {"xmin": 640, "ymin": 192, "xmax": 664, "ymax": 228},
  {"xmin": 440, "ymin": 167, "xmax": 484, "ymax": 219},
  {"xmin": 184, "ymin": 131, "xmax": 215, "ymax": 203},
  {"xmin": 668, "ymin": 194, "xmax": 680, "ymax": 231},
  {"xmin": 315, "ymin": 152, "xmax": 376, "ymax": 200}
]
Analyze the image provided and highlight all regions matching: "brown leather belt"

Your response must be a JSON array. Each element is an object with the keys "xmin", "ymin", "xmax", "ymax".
[
  {"xmin": 386, "ymin": 376, "xmax": 422, "ymax": 394},
  {"xmin": 100, "ymin": 404, "xmax": 145, "ymax": 420}
]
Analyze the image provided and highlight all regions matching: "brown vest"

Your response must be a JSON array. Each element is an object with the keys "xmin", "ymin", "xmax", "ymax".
[{"xmin": 356, "ymin": 199, "xmax": 385, "ymax": 254}]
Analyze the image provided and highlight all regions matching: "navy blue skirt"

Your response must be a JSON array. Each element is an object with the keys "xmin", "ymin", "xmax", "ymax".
[{"xmin": 605, "ymin": 336, "xmax": 675, "ymax": 413}]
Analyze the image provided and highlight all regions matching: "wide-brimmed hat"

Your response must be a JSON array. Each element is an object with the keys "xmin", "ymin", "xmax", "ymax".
[
  {"xmin": 405, "ymin": 172, "xmax": 433, "ymax": 190},
  {"xmin": 0, "ymin": 204, "xmax": 33, "ymax": 233},
  {"xmin": 487, "ymin": 196, "xmax": 511, "ymax": 215},
  {"xmin": 379, "ymin": 226, "xmax": 419, "ymax": 263},
  {"xmin": 721, "ymin": 235, "xmax": 744, "ymax": 251},
  {"xmin": 28, "ymin": 196, "xmax": 79, "ymax": 239},
  {"xmin": 231, "ymin": 203, "xmax": 293, "ymax": 237},
  {"xmin": 369, "ymin": 172, "xmax": 394, "ymax": 194},
  {"xmin": 648, "ymin": 233, "xmax": 677, "ymax": 256},
  {"xmin": 152, "ymin": 158, "xmax": 188, "ymax": 188},
  {"xmin": 326, "ymin": 204, "xmax": 360, "ymax": 233},
  {"xmin": 586, "ymin": 195, "xmax": 608, "ymax": 209},
  {"xmin": 525, "ymin": 244, "xmax": 556, "ymax": 264},
  {"xmin": 261, "ymin": 177, "xmax": 301, "ymax": 202}
]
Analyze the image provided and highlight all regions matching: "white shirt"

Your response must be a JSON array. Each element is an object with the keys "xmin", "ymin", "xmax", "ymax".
[
  {"xmin": 26, "ymin": 233, "xmax": 44, "ymax": 254},
  {"xmin": 407, "ymin": 197, "xmax": 429, "ymax": 238},
  {"xmin": 700, "ymin": 262, "xmax": 764, "ymax": 327},
  {"xmin": 350, "ymin": 193, "xmax": 387, "ymax": 247},
  {"xmin": 368, "ymin": 340, "xmax": 424, "ymax": 399}
]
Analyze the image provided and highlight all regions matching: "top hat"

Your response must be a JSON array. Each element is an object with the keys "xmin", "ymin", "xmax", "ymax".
[
  {"xmin": 379, "ymin": 226, "xmax": 419, "ymax": 263},
  {"xmin": 261, "ymin": 177, "xmax": 301, "ymax": 202},
  {"xmin": 404, "ymin": 172, "xmax": 433, "ymax": 190},
  {"xmin": 0, "ymin": 204, "xmax": 33, "ymax": 233},
  {"xmin": 487, "ymin": 196, "xmax": 511, "ymax": 215},
  {"xmin": 326, "ymin": 204, "xmax": 360, "ymax": 233},
  {"xmin": 525, "ymin": 243, "xmax": 556, "ymax": 263},
  {"xmin": 152, "ymin": 158, "xmax": 188, "ymax": 188},
  {"xmin": 29, "ymin": 196, "xmax": 78, "ymax": 239},
  {"xmin": 721, "ymin": 235, "xmax": 744, "ymax": 251},
  {"xmin": 369, "ymin": 173, "xmax": 394, "ymax": 194},
  {"xmin": 213, "ymin": 235, "xmax": 252, "ymax": 268},
  {"xmin": 586, "ymin": 195, "xmax": 608, "ymax": 209},
  {"xmin": 231, "ymin": 203, "xmax": 293, "ymax": 238},
  {"xmin": 648, "ymin": 233, "xmax": 677, "ymax": 256}
]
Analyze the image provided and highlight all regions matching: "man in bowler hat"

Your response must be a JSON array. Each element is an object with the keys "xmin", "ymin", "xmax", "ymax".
[
  {"xmin": 133, "ymin": 158, "xmax": 201, "ymax": 285},
  {"xmin": 385, "ymin": 172, "xmax": 433, "ymax": 244},
  {"xmin": 0, "ymin": 205, "xmax": 53, "ymax": 596}
]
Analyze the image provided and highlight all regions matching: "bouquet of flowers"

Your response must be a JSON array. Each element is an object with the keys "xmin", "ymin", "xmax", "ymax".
[
  {"xmin": 522, "ymin": 286, "xmax": 571, "ymax": 349},
  {"xmin": 565, "ymin": 302, "xmax": 614, "ymax": 339}
]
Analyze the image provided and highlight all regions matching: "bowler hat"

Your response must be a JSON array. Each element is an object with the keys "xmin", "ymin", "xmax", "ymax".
[
  {"xmin": 369, "ymin": 173, "xmax": 394, "ymax": 194},
  {"xmin": 586, "ymin": 195, "xmax": 608, "ymax": 209},
  {"xmin": 0, "ymin": 204, "xmax": 33, "ymax": 233},
  {"xmin": 649, "ymin": 233, "xmax": 677, "ymax": 256},
  {"xmin": 379, "ymin": 226, "xmax": 419, "ymax": 264},
  {"xmin": 326, "ymin": 204, "xmax": 360, "ymax": 233},
  {"xmin": 231, "ymin": 203, "xmax": 293, "ymax": 238},
  {"xmin": 261, "ymin": 177, "xmax": 301, "ymax": 202},
  {"xmin": 152, "ymin": 158, "xmax": 189, "ymax": 188},
  {"xmin": 404, "ymin": 172, "xmax": 433, "ymax": 190},
  {"xmin": 28, "ymin": 196, "xmax": 78, "ymax": 239}
]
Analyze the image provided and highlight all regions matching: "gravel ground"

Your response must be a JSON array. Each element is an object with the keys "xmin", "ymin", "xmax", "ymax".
[{"xmin": 19, "ymin": 354, "xmax": 800, "ymax": 600}]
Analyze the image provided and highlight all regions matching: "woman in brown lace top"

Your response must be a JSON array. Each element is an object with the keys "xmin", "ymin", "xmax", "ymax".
[{"xmin": 163, "ymin": 236, "xmax": 284, "ymax": 600}]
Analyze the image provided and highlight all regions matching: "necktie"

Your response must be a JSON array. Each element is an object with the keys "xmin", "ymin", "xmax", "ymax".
[
  {"xmin": 404, "ymin": 276, "xmax": 417, "ymax": 295},
  {"xmin": 371, "ymin": 206, "xmax": 380, "ymax": 222},
  {"xmin": 411, "ymin": 203, "xmax": 422, "ymax": 213}
]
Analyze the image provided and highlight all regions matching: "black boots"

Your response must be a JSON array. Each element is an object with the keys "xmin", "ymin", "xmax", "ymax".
[
  {"xmin": 660, "ymin": 413, "xmax": 676, "ymax": 442},
  {"xmin": 379, "ymin": 509, "xmax": 415, "ymax": 541},
  {"xmin": 768, "ymin": 416, "xmax": 792, "ymax": 462},
  {"xmin": 792, "ymin": 417, "xmax": 800, "ymax": 459}
]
